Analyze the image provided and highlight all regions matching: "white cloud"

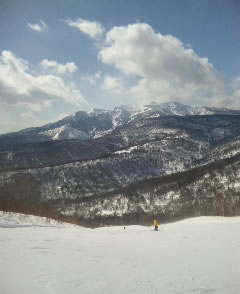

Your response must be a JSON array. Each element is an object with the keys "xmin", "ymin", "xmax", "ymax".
[
  {"xmin": 17, "ymin": 101, "xmax": 53, "ymax": 112},
  {"xmin": 21, "ymin": 113, "xmax": 36, "ymax": 119},
  {"xmin": 232, "ymin": 76, "xmax": 240, "ymax": 92},
  {"xmin": 98, "ymin": 23, "xmax": 224, "ymax": 106},
  {"xmin": 0, "ymin": 50, "xmax": 88, "ymax": 112},
  {"xmin": 65, "ymin": 18, "xmax": 104, "ymax": 39},
  {"xmin": 81, "ymin": 71, "xmax": 102, "ymax": 85},
  {"xmin": 40, "ymin": 59, "xmax": 77, "ymax": 74},
  {"xmin": 27, "ymin": 20, "xmax": 48, "ymax": 32},
  {"xmin": 230, "ymin": 77, "xmax": 240, "ymax": 109},
  {"xmin": 102, "ymin": 75, "xmax": 124, "ymax": 94}
]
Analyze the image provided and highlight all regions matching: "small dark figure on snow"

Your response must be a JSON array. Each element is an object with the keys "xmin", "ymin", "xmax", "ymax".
[{"xmin": 153, "ymin": 219, "xmax": 159, "ymax": 231}]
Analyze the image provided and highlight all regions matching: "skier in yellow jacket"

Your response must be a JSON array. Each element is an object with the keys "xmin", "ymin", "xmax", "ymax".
[{"xmin": 153, "ymin": 219, "xmax": 158, "ymax": 231}]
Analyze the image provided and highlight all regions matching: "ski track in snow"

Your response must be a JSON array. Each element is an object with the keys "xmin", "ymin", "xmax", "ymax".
[{"xmin": 1, "ymin": 212, "xmax": 240, "ymax": 294}]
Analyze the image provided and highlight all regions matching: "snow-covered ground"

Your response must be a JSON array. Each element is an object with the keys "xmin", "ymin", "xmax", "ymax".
[{"xmin": 1, "ymin": 212, "xmax": 240, "ymax": 294}]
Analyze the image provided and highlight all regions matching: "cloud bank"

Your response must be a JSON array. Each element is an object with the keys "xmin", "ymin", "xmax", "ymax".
[
  {"xmin": 0, "ymin": 51, "xmax": 88, "ymax": 112},
  {"xmin": 98, "ymin": 23, "xmax": 224, "ymax": 106},
  {"xmin": 102, "ymin": 75, "xmax": 124, "ymax": 95}
]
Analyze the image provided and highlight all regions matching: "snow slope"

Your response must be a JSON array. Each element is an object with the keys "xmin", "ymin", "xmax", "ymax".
[
  {"xmin": 39, "ymin": 125, "xmax": 90, "ymax": 140},
  {"xmin": 1, "ymin": 212, "xmax": 240, "ymax": 294}
]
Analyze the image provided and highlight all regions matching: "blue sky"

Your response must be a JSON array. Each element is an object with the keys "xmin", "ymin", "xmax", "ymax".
[{"xmin": 0, "ymin": 0, "xmax": 240, "ymax": 133}]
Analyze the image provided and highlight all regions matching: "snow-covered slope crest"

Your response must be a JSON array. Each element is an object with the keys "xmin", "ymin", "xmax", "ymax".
[
  {"xmin": 1, "ymin": 210, "xmax": 240, "ymax": 228},
  {"xmin": 0, "ymin": 211, "xmax": 67, "ymax": 228}
]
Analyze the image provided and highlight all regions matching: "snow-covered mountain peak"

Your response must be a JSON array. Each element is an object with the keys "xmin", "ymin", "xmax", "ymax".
[
  {"xmin": 40, "ymin": 124, "xmax": 89, "ymax": 140},
  {"xmin": 73, "ymin": 111, "xmax": 89, "ymax": 120},
  {"xmin": 88, "ymin": 108, "xmax": 109, "ymax": 116},
  {"xmin": 114, "ymin": 105, "xmax": 138, "ymax": 113}
]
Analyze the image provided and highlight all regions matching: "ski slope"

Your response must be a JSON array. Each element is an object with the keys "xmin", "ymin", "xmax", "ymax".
[{"xmin": 1, "ymin": 212, "xmax": 240, "ymax": 294}]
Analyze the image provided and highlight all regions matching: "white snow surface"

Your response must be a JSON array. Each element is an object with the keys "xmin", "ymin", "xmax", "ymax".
[{"xmin": 1, "ymin": 212, "xmax": 240, "ymax": 294}]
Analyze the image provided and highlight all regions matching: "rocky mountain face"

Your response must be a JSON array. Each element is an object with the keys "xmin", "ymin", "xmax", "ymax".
[
  {"xmin": 1, "ymin": 102, "xmax": 240, "ymax": 147},
  {"xmin": 1, "ymin": 102, "xmax": 240, "ymax": 226}
]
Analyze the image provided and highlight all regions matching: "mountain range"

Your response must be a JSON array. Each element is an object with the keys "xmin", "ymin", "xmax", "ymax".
[
  {"xmin": 1, "ymin": 102, "xmax": 240, "ymax": 146},
  {"xmin": 1, "ymin": 102, "xmax": 240, "ymax": 226}
]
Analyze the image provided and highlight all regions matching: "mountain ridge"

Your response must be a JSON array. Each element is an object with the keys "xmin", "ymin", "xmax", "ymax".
[{"xmin": 1, "ymin": 102, "xmax": 240, "ymax": 147}]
